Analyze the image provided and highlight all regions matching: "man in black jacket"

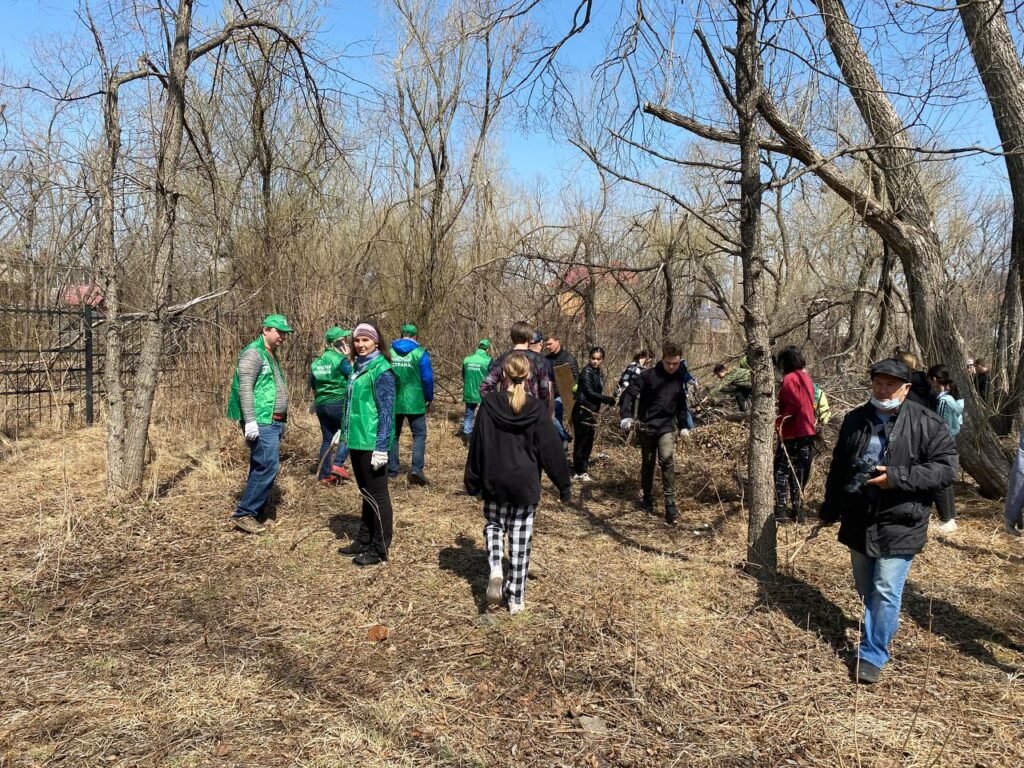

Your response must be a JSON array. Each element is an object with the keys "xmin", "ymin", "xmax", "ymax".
[
  {"xmin": 619, "ymin": 341, "xmax": 691, "ymax": 524},
  {"xmin": 545, "ymin": 332, "xmax": 579, "ymax": 444},
  {"xmin": 818, "ymin": 358, "xmax": 958, "ymax": 684}
]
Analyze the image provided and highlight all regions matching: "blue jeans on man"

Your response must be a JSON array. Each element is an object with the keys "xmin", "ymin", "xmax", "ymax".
[
  {"xmin": 850, "ymin": 549, "xmax": 914, "ymax": 669},
  {"xmin": 463, "ymin": 403, "xmax": 478, "ymax": 435},
  {"xmin": 234, "ymin": 422, "xmax": 283, "ymax": 519},
  {"xmin": 553, "ymin": 396, "xmax": 569, "ymax": 443},
  {"xmin": 388, "ymin": 412, "xmax": 427, "ymax": 477},
  {"xmin": 314, "ymin": 402, "xmax": 349, "ymax": 479}
]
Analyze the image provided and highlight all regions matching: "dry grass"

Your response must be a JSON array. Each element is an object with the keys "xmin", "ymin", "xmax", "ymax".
[{"xmin": 1, "ymin": 404, "xmax": 1023, "ymax": 767}]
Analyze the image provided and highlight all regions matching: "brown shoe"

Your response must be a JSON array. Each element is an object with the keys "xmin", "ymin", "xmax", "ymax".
[{"xmin": 234, "ymin": 516, "xmax": 266, "ymax": 534}]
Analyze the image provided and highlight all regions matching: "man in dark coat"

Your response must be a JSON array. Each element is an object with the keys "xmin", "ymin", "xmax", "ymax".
[{"xmin": 818, "ymin": 358, "xmax": 958, "ymax": 684}]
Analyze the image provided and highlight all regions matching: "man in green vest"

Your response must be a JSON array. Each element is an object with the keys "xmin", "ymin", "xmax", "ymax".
[
  {"xmin": 309, "ymin": 326, "xmax": 352, "ymax": 484},
  {"xmin": 226, "ymin": 314, "xmax": 293, "ymax": 533},
  {"xmin": 387, "ymin": 323, "xmax": 434, "ymax": 484},
  {"xmin": 461, "ymin": 339, "xmax": 491, "ymax": 444}
]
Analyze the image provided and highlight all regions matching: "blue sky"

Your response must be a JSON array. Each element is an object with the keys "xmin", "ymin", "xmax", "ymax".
[{"xmin": 0, "ymin": 0, "xmax": 1011, "ymax": 199}]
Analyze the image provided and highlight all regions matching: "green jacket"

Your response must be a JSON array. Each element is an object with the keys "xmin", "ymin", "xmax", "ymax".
[
  {"xmin": 391, "ymin": 344, "xmax": 427, "ymax": 414},
  {"xmin": 462, "ymin": 349, "xmax": 491, "ymax": 404},
  {"xmin": 226, "ymin": 338, "xmax": 282, "ymax": 425},
  {"xmin": 346, "ymin": 354, "xmax": 396, "ymax": 452},
  {"xmin": 310, "ymin": 348, "xmax": 351, "ymax": 405}
]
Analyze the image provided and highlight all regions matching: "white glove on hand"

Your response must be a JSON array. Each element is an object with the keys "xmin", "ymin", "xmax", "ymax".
[
  {"xmin": 620, "ymin": 418, "xmax": 633, "ymax": 432},
  {"xmin": 371, "ymin": 451, "xmax": 388, "ymax": 470},
  {"xmin": 244, "ymin": 421, "xmax": 259, "ymax": 441},
  {"xmin": 330, "ymin": 431, "xmax": 341, "ymax": 448}
]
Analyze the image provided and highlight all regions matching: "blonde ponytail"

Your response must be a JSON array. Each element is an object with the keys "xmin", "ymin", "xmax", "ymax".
[{"xmin": 504, "ymin": 352, "xmax": 531, "ymax": 414}]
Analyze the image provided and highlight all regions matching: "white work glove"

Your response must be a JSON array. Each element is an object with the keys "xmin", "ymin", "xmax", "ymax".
[
  {"xmin": 371, "ymin": 451, "xmax": 388, "ymax": 470},
  {"xmin": 244, "ymin": 421, "xmax": 259, "ymax": 441},
  {"xmin": 678, "ymin": 428, "xmax": 691, "ymax": 440},
  {"xmin": 620, "ymin": 418, "xmax": 633, "ymax": 432},
  {"xmin": 330, "ymin": 431, "xmax": 341, "ymax": 448}
]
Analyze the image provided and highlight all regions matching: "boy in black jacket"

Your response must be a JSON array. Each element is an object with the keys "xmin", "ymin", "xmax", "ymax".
[
  {"xmin": 619, "ymin": 340, "xmax": 690, "ymax": 524},
  {"xmin": 465, "ymin": 353, "xmax": 572, "ymax": 615}
]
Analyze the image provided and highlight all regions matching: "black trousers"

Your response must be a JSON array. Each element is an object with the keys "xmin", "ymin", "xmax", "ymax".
[
  {"xmin": 351, "ymin": 449, "xmax": 394, "ymax": 558},
  {"xmin": 773, "ymin": 436, "xmax": 815, "ymax": 513},
  {"xmin": 571, "ymin": 405, "xmax": 597, "ymax": 474},
  {"xmin": 934, "ymin": 484, "xmax": 956, "ymax": 522}
]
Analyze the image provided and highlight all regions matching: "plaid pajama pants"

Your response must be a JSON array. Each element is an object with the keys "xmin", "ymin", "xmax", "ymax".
[{"xmin": 482, "ymin": 501, "xmax": 536, "ymax": 605}]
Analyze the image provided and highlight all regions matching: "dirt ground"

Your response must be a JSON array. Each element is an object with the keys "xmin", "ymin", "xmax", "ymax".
[{"xmin": 1, "ymin": 407, "xmax": 1022, "ymax": 767}]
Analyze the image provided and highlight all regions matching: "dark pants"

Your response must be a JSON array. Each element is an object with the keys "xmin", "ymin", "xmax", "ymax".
[
  {"xmin": 571, "ymin": 404, "xmax": 597, "ymax": 474},
  {"xmin": 315, "ymin": 402, "xmax": 349, "ymax": 479},
  {"xmin": 234, "ymin": 422, "xmax": 282, "ymax": 519},
  {"xmin": 351, "ymin": 449, "xmax": 393, "ymax": 558},
  {"xmin": 733, "ymin": 386, "xmax": 752, "ymax": 412},
  {"xmin": 774, "ymin": 435, "xmax": 815, "ymax": 515},
  {"xmin": 934, "ymin": 484, "xmax": 956, "ymax": 522},
  {"xmin": 639, "ymin": 430, "xmax": 676, "ymax": 507}
]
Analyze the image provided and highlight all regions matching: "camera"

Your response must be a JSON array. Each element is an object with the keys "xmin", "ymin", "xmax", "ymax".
[{"xmin": 845, "ymin": 455, "xmax": 878, "ymax": 494}]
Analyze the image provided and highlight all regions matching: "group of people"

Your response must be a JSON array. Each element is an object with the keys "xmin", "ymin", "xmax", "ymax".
[{"xmin": 226, "ymin": 314, "xmax": 1018, "ymax": 684}]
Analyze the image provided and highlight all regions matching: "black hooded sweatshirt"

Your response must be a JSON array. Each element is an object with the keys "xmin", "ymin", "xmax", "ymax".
[{"xmin": 465, "ymin": 390, "xmax": 572, "ymax": 506}]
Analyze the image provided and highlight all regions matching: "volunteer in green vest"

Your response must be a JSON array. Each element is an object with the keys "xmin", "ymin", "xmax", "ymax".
[
  {"xmin": 387, "ymin": 323, "xmax": 435, "ymax": 485},
  {"xmin": 226, "ymin": 314, "xmax": 293, "ymax": 534},
  {"xmin": 309, "ymin": 326, "xmax": 353, "ymax": 484},
  {"xmin": 461, "ymin": 339, "xmax": 492, "ymax": 441},
  {"xmin": 339, "ymin": 322, "xmax": 397, "ymax": 566}
]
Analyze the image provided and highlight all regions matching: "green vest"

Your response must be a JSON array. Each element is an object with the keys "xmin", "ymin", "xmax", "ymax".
[
  {"xmin": 310, "ymin": 348, "xmax": 349, "ymax": 405},
  {"xmin": 462, "ymin": 349, "xmax": 490, "ymax": 404},
  {"xmin": 226, "ymin": 338, "xmax": 282, "ymax": 424},
  {"xmin": 391, "ymin": 345, "xmax": 427, "ymax": 415},
  {"xmin": 346, "ymin": 355, "xmax": 396, "ymax": 451}
]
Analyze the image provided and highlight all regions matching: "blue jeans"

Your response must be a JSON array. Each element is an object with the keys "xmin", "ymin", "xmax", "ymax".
[
  {"xmin": 850, "ymin": 550, "xmax": 914, "ymax": 668},
  {"xmin": 315, "ymin": 402, "xmax": 349, "ymax": 479},
  {"xmin": 1004, "ymin": 432, "xmax": 1024, "ymax": 528},
  {"xmin": 463, "ymin": 403, "xmax": 478, "ymax": 435},
  {"xmin": 234, "ymin": 422, "xmax": 283, "ymax": 519},
  {"xmin": 388, "ymin": 412, "xmax": 427, "ymax": 476},
  {"xmin": 553, "ymin": 397, "xmax": 569, "ymax": 442}
]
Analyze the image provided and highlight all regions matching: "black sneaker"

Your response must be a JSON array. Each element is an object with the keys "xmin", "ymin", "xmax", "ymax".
[
  {"xmin": 774, "ymin": 506, "xmax": 790, "ymax": 525},
  {"xmin": 855, "ymin": 660, "xmax": 881, "ymax": 684},
  {"xmin": 338, "ymin": 541, "xmax": 370, "ymax": 555},
  {"xmin": 353, "ymin": 551, "xmax": 385, "ymax": 567},
  {"xmin": 409, "ymin": 471, "xmax": 430, "ymax": 486},
  {"xmin": 640, "ymin": 497, "xmax": 654, "ymax": 515},
  {"xmin": 665, "ymin": 504, "xmax": 679, "ymax": 526}
]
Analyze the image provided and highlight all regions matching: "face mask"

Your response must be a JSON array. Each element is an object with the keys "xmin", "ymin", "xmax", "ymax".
[{"xmin": 870, "ymin": 396, "xmax": 902, "ymax": 411}]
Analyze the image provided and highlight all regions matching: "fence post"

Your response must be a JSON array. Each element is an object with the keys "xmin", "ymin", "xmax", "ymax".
[{"xmin": 84, "ymin": 304, "xmax": 94, "ymax": 425}]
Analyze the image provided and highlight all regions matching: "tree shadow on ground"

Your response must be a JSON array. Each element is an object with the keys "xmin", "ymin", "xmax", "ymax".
[
  {"xmin": 328, "ymin": 512, "xmax": 363, "ymax": 543},
  {"xmin": 936, "ymin": 536, "xmax": 1024, "ymax": 565},
  {"xmin": 566, "ymin": 498, "xmax": 690, "ymax": 561},
  {"xmin": 757, "ymin": 572, "xmax": 851, "ymax": 656},
  {"xmin": 155, "ymin": 459, "xmax": 200, "ymax": 498},
  {"xmin": 902, "ymin": 584, "xmax": 1023, "ymax": 674},
  {"xmin": 438, "ymin": 534, "xmax": 490, "ymax": 612}
]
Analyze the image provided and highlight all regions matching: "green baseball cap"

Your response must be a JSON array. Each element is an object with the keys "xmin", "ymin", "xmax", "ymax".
[
  {"xmin": 401, "ymin": 323, "xmax": 418, "ymax": 335},
  {"xmin": 262, "ymin": 314, "xmax": 294, "ymax": 333},
  {"xmin": 325, "ymin": 326, "xmax": 351, "ymax": 343},
  {"xmin": 478, "ymin": 339, "xmax": 491, "ymax": 349}
]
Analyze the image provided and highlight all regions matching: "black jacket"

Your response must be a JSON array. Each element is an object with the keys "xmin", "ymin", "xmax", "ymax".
[
  {"xmin": 820, "ymin": 399, "xmax": 958, "ymax": 556},
  {"xmin": 575, "ymin": 364, "xmax": 615, "ymax": 414},
  {"xmin": 465, "ymin": 391, "xmax": 572, "ymax": 506},
  {"xmin": 618, "ymin": 361, "xmax": 690, "ymax": 436},
  {"xmin": 547, "ymin": 348, "xmax": 579, "ymax": 397}
]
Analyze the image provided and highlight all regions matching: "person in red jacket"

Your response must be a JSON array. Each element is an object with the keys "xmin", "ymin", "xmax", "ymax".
[{"xmin": 774, "ymin": 346, "xmax": 817, "ymax": 523}]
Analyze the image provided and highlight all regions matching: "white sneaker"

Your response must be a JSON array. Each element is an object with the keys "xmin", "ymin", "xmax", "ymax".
[
  {"xmin": 508, "ymin": 601, "xmax": 525, "ymax": 616},
  {"xmin": 486, "ymin": 570, "xmax": 503, "ymax": 607},
  {"xmin": 580, "ymin": 473, "xmax": 593, "ymax": 483},
  {"xmin": 934, "ymin": 519, "xmax": 958, "ymax": 535}
]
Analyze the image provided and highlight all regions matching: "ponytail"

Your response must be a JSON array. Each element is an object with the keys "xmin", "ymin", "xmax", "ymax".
[{"xmin": 503, "ymin": 352, "xmax": 531, "ymax": 414}]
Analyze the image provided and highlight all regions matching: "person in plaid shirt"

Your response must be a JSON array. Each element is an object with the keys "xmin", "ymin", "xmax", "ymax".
[{"xmin": 465, "ymin": 352, "xmax": 571, "ymax": 615}]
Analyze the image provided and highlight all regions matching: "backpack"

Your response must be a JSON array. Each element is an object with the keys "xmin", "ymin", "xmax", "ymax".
[{"xmin": 813, "ymin": 384, "xmax": 832, "ymax": 426}]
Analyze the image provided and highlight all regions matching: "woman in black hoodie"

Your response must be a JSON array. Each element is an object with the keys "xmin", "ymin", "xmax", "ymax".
[
  {"xmin": 465, "ymin": 352, "xmax": 571, "ymax": 615},
  {"xmin": 572, "ymin": 346, "xmax": 617, "ymax": 482}
]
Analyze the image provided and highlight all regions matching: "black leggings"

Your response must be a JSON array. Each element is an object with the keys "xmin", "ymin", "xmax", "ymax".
[
  {"xmin": 934, "ymin": 484, "xmax": 956, "ymax": 522},
  {"xmin": 774, "ymin": 436, "xmax": 815, "ymax": 513},
  {"xmin": 351, "ymin": 449, "xmax": 393, "ymax": 558},
  {"xmin": 572, "ymin": 405, "xmax": 598, "ymax": 474}
]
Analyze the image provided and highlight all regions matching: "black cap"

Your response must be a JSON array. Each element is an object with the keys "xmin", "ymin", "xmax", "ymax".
[{"xmin": 869, "ymin": 358, "xmax": 911, "ymax": 382}]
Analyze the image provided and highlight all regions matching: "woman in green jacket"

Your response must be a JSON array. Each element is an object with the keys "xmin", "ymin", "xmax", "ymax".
[
  {"xmin": 310, "ymin": 327, "xmax": 352, "ymax": 483},
  {"xmin": 338, "ymin": 322, "xmax": 397, "ymax": 566}
]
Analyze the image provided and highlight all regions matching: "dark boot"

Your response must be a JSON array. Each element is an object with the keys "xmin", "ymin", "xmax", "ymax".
[
  {"xmin": 792, "ymin": 501, "xmax": 806, "ymax": 524},
  {"xmin": 665, "ymin": 503, "xmax": 679, "ymax": 526},
  {"xmin": 774, "ymin": 505, "xmax": 790, "ymax": 525},
  {"xmin": 640, "ymin": 496, "xmax": 654, "ymax": 515}
]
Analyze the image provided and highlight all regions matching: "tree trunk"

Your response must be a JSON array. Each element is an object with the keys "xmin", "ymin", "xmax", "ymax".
[
  {"xmin": 802, "ymin": 0, "xmax": 1008, "ymax": 497},
  {"xmin": 736, "ymin": 0, "xmax": 776, "ymax": 575},
  {"xmin": 869, "ymin": 244, "xmax": 895, "ymax": 362},
  {"xmin": 958, "ymin": 1, "xmax": 1024, "ymax": 436}
]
